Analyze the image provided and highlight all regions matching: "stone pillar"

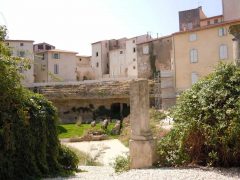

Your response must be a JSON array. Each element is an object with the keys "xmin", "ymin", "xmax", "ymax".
[
  {"xmin": 233, "ymin": 38, "xmax": 240, "ymax": 66},
  {"xmin": 129, "ymin": 79, "xmax": 156, "ymax": 169}
]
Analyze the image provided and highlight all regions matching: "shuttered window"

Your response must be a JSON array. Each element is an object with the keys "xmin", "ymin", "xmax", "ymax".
[
  {"xmin": 191, "ymin": 72, "xmax": 199, "ymax": 85},
  {"xmin": 189, "ymin": 33, "xmax": 197, "ymax": 41},
  {"xmin": 218, "ymin": 28, "xmax": 227, "ymax": 36},
  {"xmin": 219, "ymin": 45, "xmax": 228, "ymax": 60},
  {"xmin": 54, "ymin": 64, "xmax": 59, "ymax": 74},
  {"xmin": 190, "ymin": 49, "xmax": 198, "ymax": 63}
]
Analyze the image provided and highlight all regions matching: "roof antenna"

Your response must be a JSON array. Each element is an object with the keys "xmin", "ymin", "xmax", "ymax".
[{"xmin": 197, "ymin": 1, "xmax": 201, "ymax": 7}]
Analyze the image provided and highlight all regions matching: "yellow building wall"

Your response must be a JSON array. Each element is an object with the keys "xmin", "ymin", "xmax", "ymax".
[{"xmin": 174, "ymin": 24, "xmax": 235, "ymax": 93}]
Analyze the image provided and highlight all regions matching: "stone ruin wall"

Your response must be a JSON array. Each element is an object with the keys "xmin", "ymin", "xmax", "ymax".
[{"xmin": 30, "ymin": 79, "xmax": 175, "ymax": 124}]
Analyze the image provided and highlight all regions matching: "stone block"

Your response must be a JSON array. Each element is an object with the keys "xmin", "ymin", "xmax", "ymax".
[{"xmin": 129, "ymin": 139, "xmax": 157, "ymax": 169}]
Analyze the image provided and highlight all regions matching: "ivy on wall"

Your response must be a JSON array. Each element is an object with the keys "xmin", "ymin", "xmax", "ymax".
[{"xmin": 149, "ymin": 42, "xmax": 157, "ymax": 78}]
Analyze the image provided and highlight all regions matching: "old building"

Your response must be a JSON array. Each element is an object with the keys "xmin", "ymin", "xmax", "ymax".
[
  {"xmin": 136, "ymin": 35, "xmax": 173, "ymax": 78},
  {"xmin": 33, "ymin": 42, "xmax": 55, "ymax": 53},
  {"xmin": 173, "ymin": 3, "xmax": 240, "ymax": 93},
  {"xmin": 91, "ymin": 40, "xmax": 110, "ymax": 79},
  {"xmin": 136, "ymin": 36, "xmax": 175, "ymax": 109},
  {"xmin": 92, "ymin": 34, "xmax": 151, "ymax": 79},
  {"xmin": 5, "ymin": 39, "xmax": 34, "ymax": 84},
  {"xmin": 125, "ymin": 35, "xmax": 151, "ymax": 78},
  {"xmin": 34, "ymin": 49, "xmax": 77, "ymax": 82},
  {"xmin": 76, "ymin": 55, "xmax": 95, "ymax": 81}
]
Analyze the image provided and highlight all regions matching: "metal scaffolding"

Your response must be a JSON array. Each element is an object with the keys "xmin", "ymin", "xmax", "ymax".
[{"xmin": 154, "ymin": 71, "xmax": 161, "ymax": 109}]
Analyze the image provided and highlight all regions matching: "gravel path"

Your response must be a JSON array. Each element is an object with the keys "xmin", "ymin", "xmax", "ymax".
[
  {"xmin": 63, "ymin": 139, "xmax": 129, "ymax": 166},
  {"xmin": 46, "ymin": 166, "xmax": 240, "ymax": 180}
]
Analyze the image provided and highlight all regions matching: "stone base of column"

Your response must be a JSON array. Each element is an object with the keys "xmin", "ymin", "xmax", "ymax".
[{"xmin": 129, "ymin": 139, "xmax": 157, "ymax": 169}]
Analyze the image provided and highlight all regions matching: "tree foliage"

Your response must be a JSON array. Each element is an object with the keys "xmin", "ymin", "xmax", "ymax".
[
  {"xmin": 157, "ymin": 63, "xmax": 240, "ymax": 167},
  {"xmin": 0, "ymin": 26, "xmax": 78, "ymax": 179}
]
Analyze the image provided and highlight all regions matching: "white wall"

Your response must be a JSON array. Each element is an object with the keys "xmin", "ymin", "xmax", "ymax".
[
  {"xmin": 91, "ymin": 42, "xmax": 103, "ymax": 78},
  {"xmin": 109, "ymin": 49, "xmax": 127, "ymax": 77},
  {"xmin": 126, "ymin": 38, "xmax": 138, "ymax": 77}
]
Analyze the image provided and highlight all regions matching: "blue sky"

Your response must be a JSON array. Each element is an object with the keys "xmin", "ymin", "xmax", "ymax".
[{"xmin": 0, "ymin": 0, "xmax": 222, "ymax": 55}]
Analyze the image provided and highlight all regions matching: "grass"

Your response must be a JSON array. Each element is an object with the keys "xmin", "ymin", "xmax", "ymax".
[{"xmin": 58, "ymin": 123, "xmax": 117, "ymax": 139}]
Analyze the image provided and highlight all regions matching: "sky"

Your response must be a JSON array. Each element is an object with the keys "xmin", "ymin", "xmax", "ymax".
[{"xmin": 0, "ymin": 0, "xmax": 222, "ymax": 55}]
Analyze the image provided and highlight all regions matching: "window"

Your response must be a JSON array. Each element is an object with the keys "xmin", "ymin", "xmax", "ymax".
[
  {"xmin": 133, "ymin": 58, "xmax": 136, "ymax": 62},
  {"xmin": 52, "ymin": 53, "xmax": 60, "ymax": 59},
  {"xmin": 96, "ymin": 62, "xmax": 99, "ymax": 67},
  {"xmin": 133, "ymin": 66, "xmax": 136, "ymax": 69},
  {"xmin": 218, "ymin": 28, "xmax": 227, "ymax": 36},
  {"xmin": 38, "ymin": 44, "xmax": 43, "ymax": 49},
  {"xmin": 20, "ymin": 43, "xmax": 24, "ymax": 46},
  {"xmin": 120, "ymin": 50, "xmax": 123, "ymax": 54},
  {"xmin": 79, "ymin": 58, "xmax": 82, "ymax": 61},
  {"xmin": 133, "ymin": 40, "xmax": 135, "ymax": 43},
  {"xmin": 187, "ymin": 22, "xmax": 193, "ymax": 29},
  {"xmin": 46, "ymin": 45, "xmax": 51, "ymax": 50},
  {"xmin": 143, "ymin": 45, "xmax": 149, "ymax": 54},
  {"xmin": 41, "ymin": 64, "xmax": 46, "ymax": 71},
  {"xmin": 190, "ymin": 49, "xmax": 198, "ymax": 63},
  {"xmin": 54, "ymin": 64, "xmax": 59, "ymax": 74},
  {"xmin": 133, "ymin": 47, "xmax": 136, "ymax": 53},
  {"xmin": 96, "ymin": 52, "xmax": 98, "ymax": 57},
  {"xmin": 219, "ymin": 44, "xmax": 228, "ymax": 60},
  {"xmin": 207, "ymin": 21, "xmax": 210, "ymax": 25},
  {"xmin": 42, "ymin": 54, "xmax": 45, "ymax": 60},
  {"xmin": 214, "ymin": 19, "xmax": 218, "ymax": 24},
  {"xmin": 105, "ymin": 43, "xmax": 108, "ymax": 48},
  {"xmin": 191, "ymin": 72, "xmax": 199, "ymax": 85},
  {"xmin": 19, "ymin": 51, "xmax": 25, "ymax": 57},
  {"xmin": 189, "ymin": 33, "xmax": 197, "ymax": 41},
  {"xmin": 6, "ymin": 42, "xmax": 9, "ymax": 46}
]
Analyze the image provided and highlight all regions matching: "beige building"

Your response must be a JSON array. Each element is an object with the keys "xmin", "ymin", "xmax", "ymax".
[
  {"xmin": 5, "ymin": 40, "xmax": 34, "ymax": 84},
  {"xmin": 174, "ymin": 4, "xmax": 240, "ymax": 93},
  {"xmin": 76, "ymin": 55, "xmax": 95, "ymax": 81},
  {"xmin": 34, "ymin": 49, "xmax": 77, "ymax": 82}
]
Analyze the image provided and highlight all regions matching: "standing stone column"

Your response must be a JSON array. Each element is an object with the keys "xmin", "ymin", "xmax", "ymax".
[
  {"xmin": 229, "ymin": 24, "xmax": 240, "ymax": 66},
  {"xmin": 129, "ymin": 79, "xmax": 156, "ymax": 169}
]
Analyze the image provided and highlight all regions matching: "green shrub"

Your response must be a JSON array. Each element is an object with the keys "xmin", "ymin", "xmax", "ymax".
[
  {"xmin": 58, "ymin": 145, "xmax": 79, "ymax": 171},
  {"xmin": 113, "ymin": 155, "xmax": 130, "ymax": 173},
  {"xmin": 150, "ymin": 108, "xmax": 167, "ymax": 122},
  {"xmin": 157, "ymin": 63, "xmax": 240, "ymax": 167}
]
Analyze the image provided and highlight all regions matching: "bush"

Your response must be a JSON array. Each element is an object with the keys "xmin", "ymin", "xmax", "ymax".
[
  {"xmin": 113, "ymin": 155, "xmax": 130, "ymax": 173},
  {"xmin": 157, "ymin": 63, "xmax": 240, "ymax": 167},
  {"xmin": 58, "ymin": 145, "xmax": 79, "ymax": 171}
]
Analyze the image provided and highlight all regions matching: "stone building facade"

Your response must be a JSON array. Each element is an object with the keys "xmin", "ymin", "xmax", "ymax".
[
  {"xmin": 5, "ymin": 40, "xmax": 35, "ymax": 84},
  {"xmin": 76, "ymin": 55, "xmax": 95, "ymax": 81},
  {"xmin": 34, "ymin": 49, "xmax": 77, "ymax": 82}
]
